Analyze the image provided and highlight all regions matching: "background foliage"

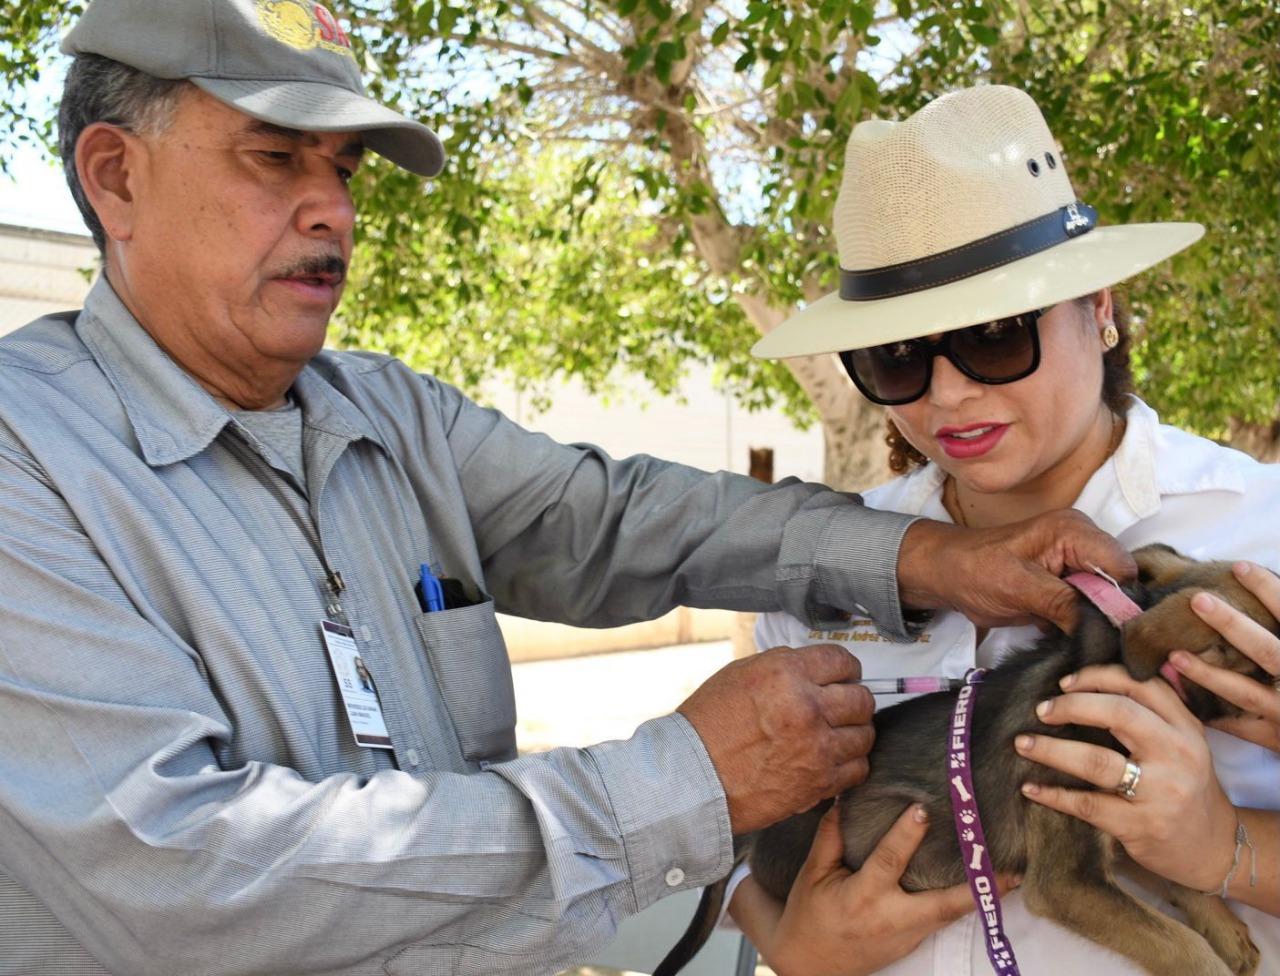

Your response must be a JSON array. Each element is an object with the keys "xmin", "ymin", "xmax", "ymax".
[{"xmin": 2, "ymin": 0, "xmax": 1275, "ymax": 478}]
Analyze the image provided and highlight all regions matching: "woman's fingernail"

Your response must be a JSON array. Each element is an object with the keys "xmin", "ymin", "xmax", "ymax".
[
  {"xmin": 1036, "ymin": 699, "xmax": 1053, "ymax": 718},
  {"xmin": 1191, "ymin": 591, "xmax": 1217, "ymax": 614},
  {"xmin": 1021, "ymin": 783, "xmax": 1040, "ymax": 797},
  {"xmin": 1060, "ymin": 673, "xmax": 1077, "ymax": 690},
  {"xmin": 913, "ymin": 804, "xmax": 928, "ymax": 824},
  {"xmin": 1234, "ymin": 561, "xmax": 1252, "ymax": 578},
  {"xmin": 1169, "ymin": 650, "xmax": 1192, "ymax": 669},
  {"xmin": 1016, "ymin": 734, "xmax": 1035, "ymax": 752}
]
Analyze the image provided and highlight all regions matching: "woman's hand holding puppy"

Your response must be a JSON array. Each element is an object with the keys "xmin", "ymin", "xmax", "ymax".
[
  {"xmin": 1018, "ymin": 660, "xmax": 1280, "ymax": 914},
  {"xmin": 1170, "ymin": 561, "xmax": 1280, "ymax": 753},
  {"xmin": 730, "ymin": 802, "xmax": 1002, "ymax": 976},
  {"xmin": 1015, "ymin": 666, "xmax": 1239, "ymax": 892}
]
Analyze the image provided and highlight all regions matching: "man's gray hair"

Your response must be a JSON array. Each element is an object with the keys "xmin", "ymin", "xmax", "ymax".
[{"xmin": 59, "ymin": 54, "xmax": 190, "ymax": 254}]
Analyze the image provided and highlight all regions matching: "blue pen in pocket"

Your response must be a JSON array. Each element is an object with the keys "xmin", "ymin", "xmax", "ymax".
[{"xmin": 418, "ymin": 564, "xmax": 445, "ymax": 612}]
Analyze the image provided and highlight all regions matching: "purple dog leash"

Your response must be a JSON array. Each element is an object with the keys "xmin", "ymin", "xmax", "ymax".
[
  {"xmin": 946, "ymin": 571, "xmax": 1143, "ymax": 975},
  {"xmin": 948, "ymin": 668, "xmax": 1020, "ymax": 974}
]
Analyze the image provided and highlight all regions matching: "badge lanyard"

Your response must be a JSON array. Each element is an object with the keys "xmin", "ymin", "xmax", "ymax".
[{"xmin": 231, "ymin": 440, "xmax": 394, "ymax": 749}]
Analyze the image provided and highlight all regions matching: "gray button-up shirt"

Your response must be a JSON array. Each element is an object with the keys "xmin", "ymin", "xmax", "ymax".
[{"xmin": 0, "ymin": 277, "xmax": 916, "ymax": 975}]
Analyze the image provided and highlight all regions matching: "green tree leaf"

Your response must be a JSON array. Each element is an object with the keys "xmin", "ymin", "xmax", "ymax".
[{"xmin": 8, "ymin": 0, "xmax": 1275, "ymax": 475}]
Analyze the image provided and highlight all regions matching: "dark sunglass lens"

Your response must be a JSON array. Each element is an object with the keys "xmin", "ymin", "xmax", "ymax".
[
  {"xmin": 951, "ymin": 314, "xmax": 1037, "ymax": 380},
  {"xmin": 845, "ymin": 340, "xmax": 930, "ymax": 403}
]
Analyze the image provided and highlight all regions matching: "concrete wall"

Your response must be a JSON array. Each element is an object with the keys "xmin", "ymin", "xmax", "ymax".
[
  {"xmin": 0, "ymin": 222, "xmax": 99, "ymax": 336},
  {"xmin": 501, "ymin": 607, "xmax": 745, "ymax": 664}
]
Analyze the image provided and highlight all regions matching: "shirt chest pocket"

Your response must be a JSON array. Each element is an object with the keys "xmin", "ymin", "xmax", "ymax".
[{"xmin": 414, "ymin": 598, "xmax": 518, "ymax": 765}]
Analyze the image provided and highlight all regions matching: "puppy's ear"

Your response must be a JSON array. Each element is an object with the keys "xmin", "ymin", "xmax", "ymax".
[
  {"xmin": 1122, "ymin": 568, "xmax": 1279, "ymax": 681},
  {"xmin": 1121, "ymin": 590, "xmax": 1223, "ymax": 680},
  {"xmin": 1131, "ymin": 544, "xmax": 1193, "ymax": 588}
]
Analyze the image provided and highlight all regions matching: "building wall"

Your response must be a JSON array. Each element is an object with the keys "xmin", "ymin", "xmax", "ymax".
[
  {"xmin": 488, "ymin": 373, "xmax": 824, "ymax": 485},
  {"xmin": 0, "ymin": 222, "xmax": 99, "ymax": 336}
]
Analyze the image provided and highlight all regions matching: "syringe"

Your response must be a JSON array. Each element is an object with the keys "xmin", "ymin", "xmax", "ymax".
[{"xmin": 859, "ymin": 676, "xmax": 967, "ymax": 695}]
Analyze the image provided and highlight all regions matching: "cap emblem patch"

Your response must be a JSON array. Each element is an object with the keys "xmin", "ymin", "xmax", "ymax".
[{"xmin": 256, "ymin": 0, "xmax": 354, "ymax": 59}]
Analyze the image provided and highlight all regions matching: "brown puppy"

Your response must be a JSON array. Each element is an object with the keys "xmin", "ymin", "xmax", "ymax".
[{"xmin": 656, "ymin": 546, "xmax": 1277, "ymax": 976}]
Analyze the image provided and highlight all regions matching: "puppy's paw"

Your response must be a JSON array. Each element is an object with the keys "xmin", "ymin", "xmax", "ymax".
[
  {"xmin": 1177, "ymin": 889, "xmax": 1260, "ymax": 976},
  {"xmin": 1213, "ymin": 923, "xmax": 1260, "ymax": 976}
]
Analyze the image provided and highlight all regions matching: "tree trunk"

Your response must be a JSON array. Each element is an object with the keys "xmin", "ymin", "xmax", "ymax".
[
  {"xmin": 1227, "ymin": 415, "xmax": 1280, "ymax": 462},
  {"xmin": 681, "ymin": 198, "xmax": 888, "ymax": 492},
  {"xmin": 734, "ymin": 293, "xmax": 889, "ymax": 491},
  {"xmin": 819, "ymin": 390, "xmax": 890, "ymax": 492}
]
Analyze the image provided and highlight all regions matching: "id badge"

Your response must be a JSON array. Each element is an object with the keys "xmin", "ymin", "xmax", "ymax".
[{"xmin": 320, "ymin": 620, "xmax": 393, "ymax": 750}]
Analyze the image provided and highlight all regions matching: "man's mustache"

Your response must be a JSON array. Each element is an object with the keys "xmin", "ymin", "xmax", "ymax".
[{"xmin": 276, "ymin": 255, "xmax": 347, "ymax": 284}]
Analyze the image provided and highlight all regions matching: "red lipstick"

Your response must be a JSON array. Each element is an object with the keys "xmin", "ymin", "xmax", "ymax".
[{"xmin": 935, "ymin": 422, "xmax": 1009, "ymax": 459}]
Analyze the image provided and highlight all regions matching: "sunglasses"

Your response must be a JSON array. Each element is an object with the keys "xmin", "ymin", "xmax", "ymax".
[{"xmin": 839, "ymin": 310, "xmax": 1044, "ymax": 406}]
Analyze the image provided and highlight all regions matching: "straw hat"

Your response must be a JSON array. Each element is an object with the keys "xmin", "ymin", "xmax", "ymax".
[{"xmin": 752, "ymin": 85, "xmax": 1202, "ymax": 359}]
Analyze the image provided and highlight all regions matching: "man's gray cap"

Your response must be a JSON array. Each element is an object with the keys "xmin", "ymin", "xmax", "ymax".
[{"xmin": 62, "ymin": 0, "xmax": 445, "ymax": 177}]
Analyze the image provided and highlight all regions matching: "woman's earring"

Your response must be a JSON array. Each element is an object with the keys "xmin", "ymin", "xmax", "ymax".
[{"xmin": 1101, "ymin": 323, "xmax": 1120, "ymax": 349}]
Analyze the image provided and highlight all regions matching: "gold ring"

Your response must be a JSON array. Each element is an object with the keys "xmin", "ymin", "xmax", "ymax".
[{"xmin": 1115, "ymin": 759, "xmax": 1142, "ymax": 799}]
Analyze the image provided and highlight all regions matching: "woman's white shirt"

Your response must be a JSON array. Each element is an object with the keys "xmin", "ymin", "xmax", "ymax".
[{"xmin": 754, "ymin": 398, "xmax": 1280, "ymax": 975}]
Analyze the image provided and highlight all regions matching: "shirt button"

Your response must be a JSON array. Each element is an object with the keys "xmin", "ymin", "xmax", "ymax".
[
  {"xmin": 405, "ymin": 749, "xmax": 421, "ymax": 768},
  {"xmin": 665, "ymin": 867, "xmax": 686, "ymax": 887}
]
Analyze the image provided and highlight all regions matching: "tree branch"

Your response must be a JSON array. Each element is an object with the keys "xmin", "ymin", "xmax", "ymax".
[
  {"xmin": 513, "ymin": 0, "xmax": 618, "ymax": 64},
  {"xmin": 544, "ymin": 133, "xmax": 649, "ymax": 147},
  {"xmin": 449, "ymin": 32, "xmax": 583, "ymax": 65},
  {"xmin": 667, "ymin": 0, "xmax": 716, "ymax": 88},
  {"xmin": 694, "ymin": 90, "xmax": 766, "ymax": 117}
]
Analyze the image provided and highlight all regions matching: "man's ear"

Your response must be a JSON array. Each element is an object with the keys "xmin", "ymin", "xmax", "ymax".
[{"xmin": 75, "ymin": 122, "xmax": 144, "ymax": 244}]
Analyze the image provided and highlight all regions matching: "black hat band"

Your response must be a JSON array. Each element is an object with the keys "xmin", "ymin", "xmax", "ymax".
[{"xmin": 839, "ymin": 202, "xmax": 1098, "ymax": 302}]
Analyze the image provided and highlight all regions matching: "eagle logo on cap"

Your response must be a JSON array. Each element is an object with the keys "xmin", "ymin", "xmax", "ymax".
[{"xmin": 256, "ymin": 0, "xmax": 354, "ymax": 58}]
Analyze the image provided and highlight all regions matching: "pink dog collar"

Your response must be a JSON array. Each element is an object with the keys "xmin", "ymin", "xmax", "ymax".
[
  {"xmin": 1065, "ymin": 570, "xmax": 1143, "ymax": 627},
  {"xmin": 1065, "ymin": 571, "xmax": 1186, "ymax": 696}
]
